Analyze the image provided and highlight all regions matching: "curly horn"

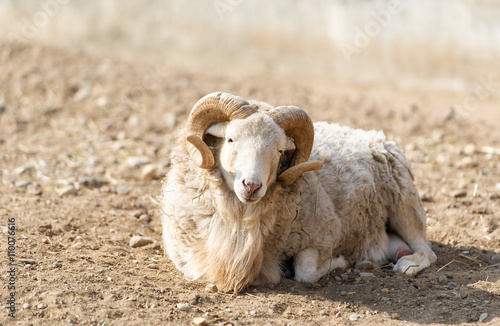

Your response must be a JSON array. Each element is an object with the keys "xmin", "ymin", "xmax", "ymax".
[
  {"xmin": 186, "ymin": 92, "xmax": 258, "ymax": 169},
  {"xmin": 265, "ymin": 105, "xmax": 321, "ymax": 184}
]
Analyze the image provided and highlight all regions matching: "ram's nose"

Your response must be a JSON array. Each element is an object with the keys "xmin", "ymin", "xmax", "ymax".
[{"xmin": 242, "ymin": 179, "xmax": 262, "ymax": 196}]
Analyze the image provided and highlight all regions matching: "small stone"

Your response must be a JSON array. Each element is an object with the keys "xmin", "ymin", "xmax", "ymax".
[
  {"xmin": 453, "ymin": 190, "xmax": 467, "ymax": 198},
  {"xmin": 107, "ymin": 277, "xmax": 113, "ymax": 281},
  {"xmin": 57, "ymin": 185, "xmax": 78, "ymax": 197},
  {"xmin": 139, "ymin": 214, "xmax": 151, "ymax": 223},
  {"xmin": 319, "ymin": 310, "xmax": 328, "ymax": 316},
  {"xmin": 479, "ymin": 312, "xmax": 488, "ymax": 322},
  {"xmin": 14, "ymin": 165, "xmax": 34, "ymax": 175},
  {"xmin": 131, "ymin": 210, "xmax": 144, "ymax": 218},
  {"xmin": 129, "ymin": 236, "xmax": 154, "ymax": 248},
  {"xmin": 489, "ymin": 193, "xmax": 500, "ymax": 200},
  {"xmin": 53, "ymin": 262, "xmax": 62, "ymax": 268},
  {"xmin": 189, "ymin": 294, "xmax": 200, "ymax": 305},
  {"xmin": 27, "ymin": 184, "xmax": 42, "ymax": 196},
  {"xmin": 192, "ymin": 317, "xmax": 207, "ymax": 326},
  {"xmin": 37, "ymin": 303, "xmax": 47, "ymax": 309},
  {"xmin": 164, "ymin": 113, "xmax": 177, "ymax": 129},
  {"xmin": 438, "ymin": 275, "xmax": 448, "ymax": 284},
  {"xmin": 364, "ymin": 285, "xmax": 374, "ymax": 294},
  {"xmin": 126, "ymin": 156, "xmax": 150, "ymax": 168},
  {"xmin": 96, "ymin": 96, "xmax": 109, "ymax": 107},
  {"xmin": 381, "ymin": 288, "xmax": 389, "ymax": 294},
  {"xmin": 116, "ymin": 186, "xmax": 130, "ymax": 195},
  {"xmin": 250, "ymin": 310, "xmax": 257, "ymax": 316},
  {"xmin": 23, "ymin": 303, "xmax": 31, "ymax": 309},
  {"xmin": 462, "ymin": 144, "xmax": 476, "ymax": 156},
  {"xmin": 146, "ymin": 264, "xmax": 159, "ymax": 269},
  {"xmin": 72, "ymin": 242, "xmax": 84, "ymax": 249},
  {"xmin": 419, "ymin": 192, "xmax": 433, "ymax": 202},
  {"xmin": 177, "ymin": 303, "xmax": 191, "ymax": 311},
  {"xmin": 491, "ymin": 254, "xmax": 500, "ymax": 263},
  {"xmin": 496, "ymin": 183, "xmax": 500, "ymax": 191},
  {"xmin": 391, "ymin": 313, "xmax": 400, "ymax": 320},
  {"xmin": 457, "ymin": 157, "xmax": 478, "ymax": 169},
  {"xmin": 349, "ymin": 313, "xmax": 360, "ymax": 321},
  {"xmin": 54, "ymin": 292, "xmax": 63, "ymax": 297},
  {"xmin": 359, "ymin": 272, "xmax": 374, "ymax": 278},
  {"xmin": 205, "ymin": 283, "xmax": 218, "ymax": 293},
  {"xmin": 141, "ymin": 164, "xmax": 160, "ymax": 180},
  {"xmin": 78, "ymin": 176, "xmax": 101, "ymax": 188},
  {"xmin": 73, "ymin": 84, "xmax": 90, "ymax": 101},
  {"xmin": 15, "ymin": 180, "xmax": 31, "ymax": 188}
]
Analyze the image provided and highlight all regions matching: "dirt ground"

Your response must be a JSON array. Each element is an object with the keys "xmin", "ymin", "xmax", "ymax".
[{"xmin": 1, "ymin": 44, "xmax": 499, "ymax": 326}]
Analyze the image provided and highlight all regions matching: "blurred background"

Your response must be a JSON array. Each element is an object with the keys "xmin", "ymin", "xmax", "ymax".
[{"xmin": 2, "ymin": 0, "xmax": 500, "ymax": 92}]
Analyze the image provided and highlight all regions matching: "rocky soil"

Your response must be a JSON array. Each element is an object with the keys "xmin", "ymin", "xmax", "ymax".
[{"xmin": 1, "ymin": 44, "xmax": 499, "ymax": 325}]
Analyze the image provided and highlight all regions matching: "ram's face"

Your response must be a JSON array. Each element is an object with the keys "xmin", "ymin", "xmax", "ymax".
[{"xmin": 206, "ymin": 113, "xmax": 295, "ymax": 204}]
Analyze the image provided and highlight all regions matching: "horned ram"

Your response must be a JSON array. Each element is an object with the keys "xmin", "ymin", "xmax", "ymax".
[{"xmin": 160, "ymin": 92, "xmax": 437, "ymax": 293}]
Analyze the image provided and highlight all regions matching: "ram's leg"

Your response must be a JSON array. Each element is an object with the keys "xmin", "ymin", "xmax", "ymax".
[
  {"xmin": 390, "ymin": 214, "xmax": 437, "ymax": 275},
  {"xmin": 294, "ymin": 248, "xmax": 349, "ymax": 283}
]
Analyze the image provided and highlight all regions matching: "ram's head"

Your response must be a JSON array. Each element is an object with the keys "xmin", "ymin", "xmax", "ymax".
[{"xmin": 185, "ymin": 92, "xmax": 322, "ymax": 204}]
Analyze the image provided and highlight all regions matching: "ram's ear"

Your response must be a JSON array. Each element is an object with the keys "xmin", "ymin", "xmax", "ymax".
[
  {"xmin": 285, "ymin": 136, "xmax": 296, "ymax": 151},
  {"xmin": 278, "ymin": 136, "xmax": 296, "ymax": 175},
  {"xmin": 206, "ymin": 122, "xmax": 227, "ymax": 138}
]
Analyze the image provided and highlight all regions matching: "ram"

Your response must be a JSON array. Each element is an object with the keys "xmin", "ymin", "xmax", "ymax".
[{"xmin": 160, "ymin": 92, "xmax": 436, "ymax": 293}]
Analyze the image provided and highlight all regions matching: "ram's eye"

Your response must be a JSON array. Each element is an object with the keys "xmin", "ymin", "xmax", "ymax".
[
  {"xmin": 227, "ymin": 138, "xmax": 233, "ymax": 143},
  {"xmin": 278, "ymin": 150, "xmax": 284, "ymax": 155}
]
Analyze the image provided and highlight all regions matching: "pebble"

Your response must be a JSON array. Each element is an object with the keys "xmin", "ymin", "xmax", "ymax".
[
  {"xmin": 116, "ymin": 186, "xmax": 130, "ymax": 195},
  {"xmin": 15, "ymin": 180, "xmax": 31, "ymax": 188},
  {"xmin": 349, "ymin": 313, "xmax": 360, "ymax": 321},
  {"xmin": 27, "ymin": 184, "xmax": 43, "ymax": 196},
  {"xmin": 129, "ymin": 235, "xmax": 154, "ymax": 248},
  {"xmin": 72, "ymin": 242, "xmax": 84, "ymax": 249},
  {"xmin": 37, "ymin": 303, "xmax": 47, "ymax": 309},
  {"xmin": 205, "ymin": 283, "xmax": 218, "ymax": 293},
  {"xmin": 57, "ymin": 185, "xmax": 78, "ymax": 197},
  {"xmin": 192, "ymin": 317, "xmax": 207, "ymax": 326},
  {"xmin": 479, "ymin": 313, "xmax": 488, "ymax": 322},
  {"xmin": 189, "ymin": 294, "xmax": 200, "ymax": 305},
  {"xmin": 141, "ymin": 164, "xmax": 160, "ymax": 180},
  {"xmin": 14, "ymin": 164, "xmax": 34, "ymax": 175},
  {"xmin": 23, "ymin": 303, "xmax": 31, "ymax": 309},
  {"xmin": 139, "ymin": 214, "xmax": 151, "ymax": 223},
  {"xmin": 132, "ymin": 210, "xmax": 144, "ymax": 218},
  {"xmin": 78, "ymin": 176, "xmax": 102, "ymax": 188},
  {"xmin": 364, "ymin": 285, "xmax": 374, "ymax": 294},
  {"xmin": 319, "ymin": 310, "xmax": 328, "ymax": 316},
  {"xmin": 462, "ymin": 144, "xmax": 476, "ymax": 156},
  {"xmin": 438, "ymin": 275, "xmax": 448, "ymax": 284},
  {"xmin": 146, "ymin": 264, "xmax": 159, "ymax": 269},
  {"xmin": 177, "ymin": 303, "xmax": 191, "ymax": 311},
  {"xmin": 164, "ymin": 113, "xmax": 177, "ymax": 129},
  {"xmin": 53, "ymin": 262, "xmax": 62, "ymax": 268},
  {"xmin": 453, "ymin": 190, "xmax": 467, "ymax": 198},
  {"xmin": 250, "ymin": 310, "xmax": 257, "ymax": 316},
  {"xmin": 491, "ymin": 254, "xmax": 500, "ymax": 263},
  {"xmin": 496, "ymin": 183, "xmax": 500, "ymax": 191},
  {"xmin": 126, "ymin": 156, "xmax": 150, "ymax": 168},
  {"xmin": 359, "ymin": 272, "xmax": 374, "ymax": 278},
  {"xmin": 457, "ymin": 157, "xmax": 478, "ymax": 169},
  {"xmin": 381, "ymin": 288, "xmax": 389, "ymax": 294},
  {"xmin": 391, "ymin": 313, "xmax": 400, "ymax": 320}
]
